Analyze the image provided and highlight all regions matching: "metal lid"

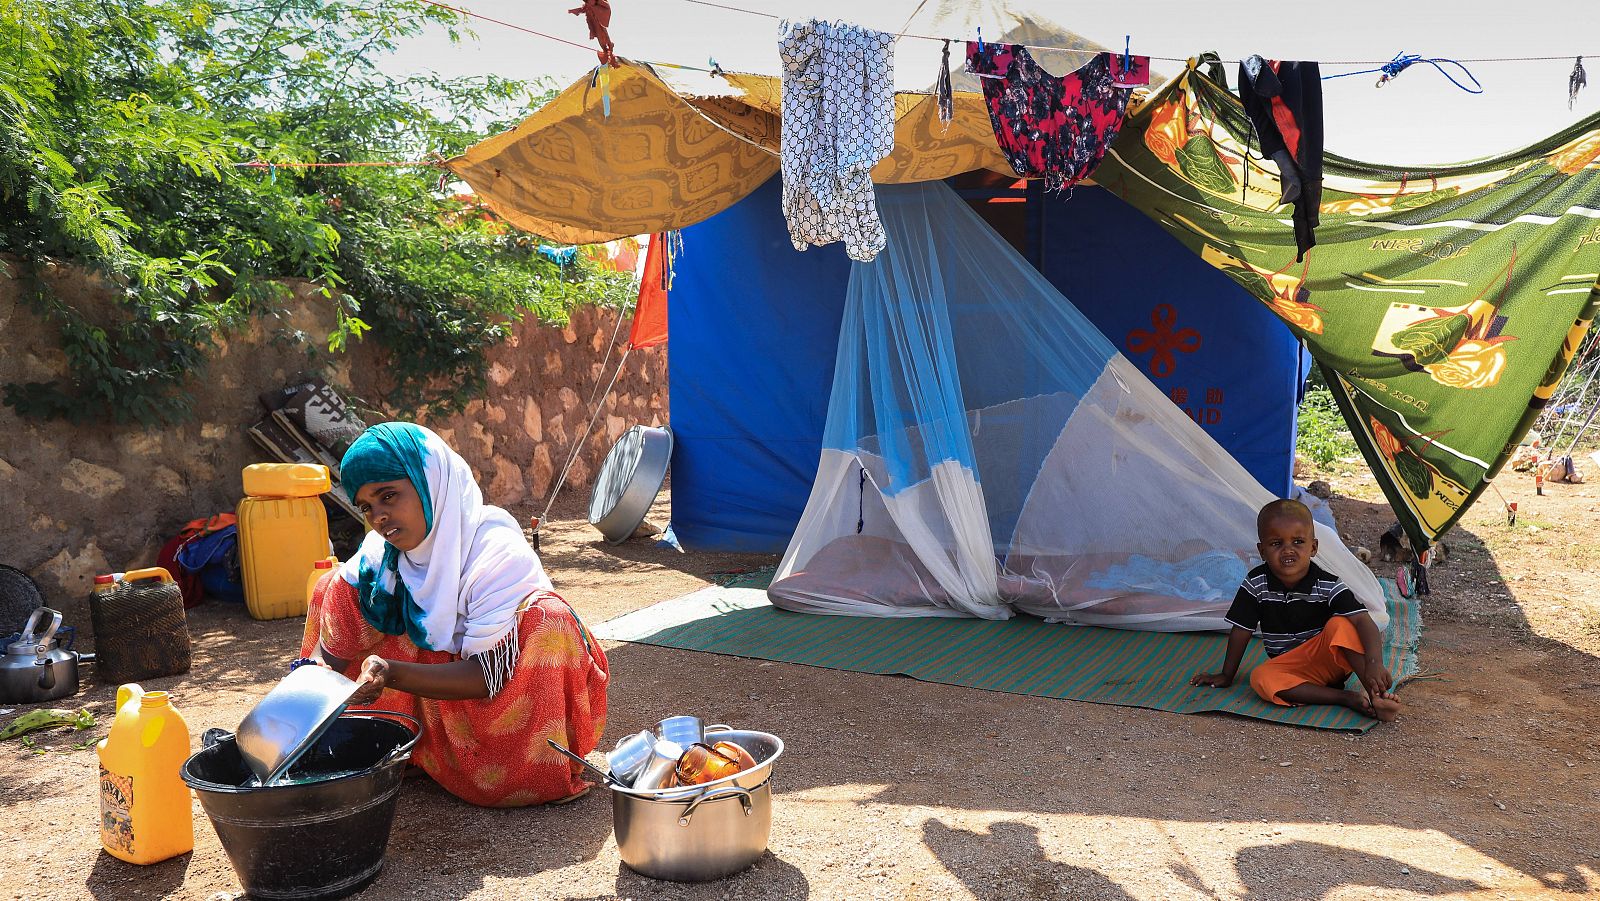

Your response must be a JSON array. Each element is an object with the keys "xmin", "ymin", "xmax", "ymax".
[
  {"xmin": 4, "ymin": 635, "xmax": 55, "ymax": 656},
  {"xmin": 236, "ymin": 665, "xmax": 358, "ymax": 783}
]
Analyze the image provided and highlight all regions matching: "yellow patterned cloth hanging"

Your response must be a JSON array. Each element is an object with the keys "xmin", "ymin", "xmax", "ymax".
[
  {"xmin": 448, "ymin": 62, "xmax": 1018, "ymax": 243},
  {"xmin": 717, "ymin": 72, "xmax": 1013, "ymax": 184},
  {"xmin": 448, "ymin": 63, "xmax": 781, "ymax": 245}
]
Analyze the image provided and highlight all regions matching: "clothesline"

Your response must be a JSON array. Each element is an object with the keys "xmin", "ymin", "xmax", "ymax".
[
  {"xmin": 671, "ymin": 0, "xmax": 1592, "ymax": 67},
  {"xmin": 232, "ymin": 160, "xmax": 442, "ymax": 168},
  {"xmin": 400, "ymin": 0, "xmax": 1599, "ymax": 96},
  {"xmin": 231, "ymin": 3, "xmax": 1591, "ymax": 177},
  {"xmin": 416, "ymin": 0, "xmax": 598, "ymax": 54}
]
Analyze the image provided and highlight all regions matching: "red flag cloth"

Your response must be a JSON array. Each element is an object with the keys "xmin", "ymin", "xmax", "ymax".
[
  {"xmin": 629, "ymin": 233, "xmax": 668, "ymax": 349},
  {"xmin": 568, "ymin": 0, "xmax": 615, "ymax": 65}
]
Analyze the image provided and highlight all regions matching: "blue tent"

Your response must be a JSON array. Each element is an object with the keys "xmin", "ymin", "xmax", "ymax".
[{"xmin": 669, "ymin": 176, "xmax": 1305, "ymax": 554}]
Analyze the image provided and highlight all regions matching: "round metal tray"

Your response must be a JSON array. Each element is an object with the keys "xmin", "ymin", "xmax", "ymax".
[
  {"xmin": 589, "ymin": 425, "xmax": 673, "ymax": 545},
  {"xmin": 0, "ymin": 564, "xmax": 44, "ymax": 637},
  {"xmin": 236, "ymin": 665, "xmax": 359, "ymax": 783}
]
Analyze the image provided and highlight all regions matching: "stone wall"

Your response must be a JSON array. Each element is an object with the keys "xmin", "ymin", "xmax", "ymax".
[
  {"xmin": 417, "ymin": 304, "xmax": 668, "ymax": 514},
  {"xmin": 0, "ymin": 261, "xmax": 666, "ymax": 630}
]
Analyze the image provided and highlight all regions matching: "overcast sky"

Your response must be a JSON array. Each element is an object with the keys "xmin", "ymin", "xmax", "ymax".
[{"xmin": 384, "ymin": 0, "xmax": 1600, "ymax": 166}]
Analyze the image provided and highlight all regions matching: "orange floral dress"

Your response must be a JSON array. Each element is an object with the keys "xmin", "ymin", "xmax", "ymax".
[{"xmin": 300, "ymin": 572, "xmax": 609, "ymax": 807}]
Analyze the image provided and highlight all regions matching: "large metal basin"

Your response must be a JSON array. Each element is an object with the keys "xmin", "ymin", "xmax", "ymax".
[
  {"xmin": 589, "ymin": 426, "xmax": 672, "ymax": 544},
  {"xmin": 610, "ymin": 728, "xmax": 780, "ymax": 881}
]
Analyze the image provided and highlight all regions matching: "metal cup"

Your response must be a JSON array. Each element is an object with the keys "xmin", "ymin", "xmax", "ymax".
[
  {"xmin": 632, "ymin": 738, "xmax": 685, "ymax": 791},
  {"xmin": 605, "ymin": 730, "xmax": 657, "ymax": 785},
  {"xmin": 655, "ymin": 715, "xmax": 703, "ymax": 747}
]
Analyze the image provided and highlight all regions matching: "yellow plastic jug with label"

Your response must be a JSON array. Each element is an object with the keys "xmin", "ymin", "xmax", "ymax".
[{"xmin": 96, "ymin": 683, "xmax": 193, "ymax": 864}]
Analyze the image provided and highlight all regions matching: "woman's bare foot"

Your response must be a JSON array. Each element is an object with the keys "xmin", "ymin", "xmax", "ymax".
[{"xmin": 550, "ymin": 782, "xmax": 593, "ymax": 805}]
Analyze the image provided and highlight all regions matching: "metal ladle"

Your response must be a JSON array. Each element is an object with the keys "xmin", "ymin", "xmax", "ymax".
[{"xmin": 547, "ymin": 738, "xmax": 621, "ymax": 787}]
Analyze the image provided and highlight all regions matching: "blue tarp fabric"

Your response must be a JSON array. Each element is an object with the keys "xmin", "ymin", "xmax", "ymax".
[
  {"xmin": 669, "ymin": 179, "xmax": 1301, "ymax": 554},
  {"xmin": 1037, "ymin": 187, "xmax": 1302, "ymax": 496},
  {"xmin": 667, "ymin": 177, "xmax": 853, "ymax": 552}
]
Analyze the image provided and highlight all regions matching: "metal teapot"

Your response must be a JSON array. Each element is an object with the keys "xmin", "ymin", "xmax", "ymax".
[{"xmin": 1, "ymin": 607, "xmax": 89, "ymax": 704}]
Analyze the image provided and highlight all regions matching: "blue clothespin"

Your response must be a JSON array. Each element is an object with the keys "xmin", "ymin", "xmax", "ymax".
[
  {"xmin": 591, "ymin": 64, "xmax": 612, "ymax": 117},
  {"xmin": 268, "ymin": 162, "xmax": 275, "ymax": 185},
  {"xmin": 1124, "ymin": 35, "xmax": 1133, "ymax": 75},
  {"xmin": 977, "ymin": 27, "xmax": 983, "ymax": 54}
]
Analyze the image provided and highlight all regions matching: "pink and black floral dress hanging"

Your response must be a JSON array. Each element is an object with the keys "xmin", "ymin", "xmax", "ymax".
[{"xmin": 966, "ymin": 44, "xmax": 1150, "ymax": 192}]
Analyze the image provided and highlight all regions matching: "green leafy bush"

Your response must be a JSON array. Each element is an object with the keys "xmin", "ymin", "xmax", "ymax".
[
  {"xmin": 1297, "ymin": 387, "xmax": 1359, "ymax": 468},
  {"xmin": 0, "ymin": 0, "xmax": 632, "ymax": 424}
]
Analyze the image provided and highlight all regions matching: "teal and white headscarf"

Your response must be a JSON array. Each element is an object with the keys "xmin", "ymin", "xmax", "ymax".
[{"xmin": 338, "ymin": 423, "xmax": 551, "ymax": 664}]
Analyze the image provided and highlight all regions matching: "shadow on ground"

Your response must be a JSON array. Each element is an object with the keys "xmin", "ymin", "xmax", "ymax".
[
  {"xmin": 86, "ymin": 849, "xmax": 190, "ymax": 900},
  {"xmin": 924, "ymin": 820, "xmax": 1136, "ymax": 900}
]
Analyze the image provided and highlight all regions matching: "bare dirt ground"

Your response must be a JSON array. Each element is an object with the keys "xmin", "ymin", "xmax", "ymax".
[{"xmin": 5, "ymin": 468, "xmax": 1600, "ymax": 901}]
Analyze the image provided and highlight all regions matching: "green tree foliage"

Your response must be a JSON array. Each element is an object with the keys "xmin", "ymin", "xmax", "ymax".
[
  {"xmin": 0, "ymin": 0, "xmax": 634, "ymax": 424},
  {"xmin": 1296, "ymin": 387, "xmax": 1359, "ymax": 468}
]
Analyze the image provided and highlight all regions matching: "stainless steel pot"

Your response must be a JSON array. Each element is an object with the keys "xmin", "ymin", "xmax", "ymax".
[
  {"xmin": 613, "ymin": 780, "xmax": 772, "ymax": 882},
  {"xmin": 1, "ymin": 608, "xmax": 89, "ymax": 705}
]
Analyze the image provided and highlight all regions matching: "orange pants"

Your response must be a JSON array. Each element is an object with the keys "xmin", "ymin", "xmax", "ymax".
[{"xmin": 1249, "ymin": 615, "xmax": 1366, "ymax": 706}]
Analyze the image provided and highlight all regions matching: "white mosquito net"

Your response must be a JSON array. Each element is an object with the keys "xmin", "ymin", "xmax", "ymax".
[{"xmin": 768, "ymin": 181, "xmax": 1386, "ymax": 633}]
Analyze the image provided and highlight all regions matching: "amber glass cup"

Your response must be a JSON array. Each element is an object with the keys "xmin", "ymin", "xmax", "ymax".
[{"xmin": 674, "ymin": 742, "xmax": 747, "ymax": 786}]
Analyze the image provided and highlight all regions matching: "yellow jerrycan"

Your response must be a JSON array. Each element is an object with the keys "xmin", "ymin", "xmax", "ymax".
[
  {"xmin": 238, "ymin": 464, "xmax": 331, "ymax": 622},
  {"xmin": 96, "ymin": 683, "xmax": 194, "ymax": 864},
  {"xmin": 300, "ymin": 557, "xmax": 339, "ymax": 650}
]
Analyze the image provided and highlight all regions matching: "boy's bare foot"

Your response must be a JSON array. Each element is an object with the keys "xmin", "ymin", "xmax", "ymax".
[
  {"xmin": 1370, "ymin": 693, "xmax": 1401, "ymax": 722},
  {"xmin": 1341, "ymin": 690, "xmax": 1400, "ymax": 721}
]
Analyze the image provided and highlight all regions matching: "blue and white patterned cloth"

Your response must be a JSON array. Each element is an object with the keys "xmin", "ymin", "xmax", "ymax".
[{"xmin": 778, "ymin": 19, "xmax": 895, "ymax": 262}]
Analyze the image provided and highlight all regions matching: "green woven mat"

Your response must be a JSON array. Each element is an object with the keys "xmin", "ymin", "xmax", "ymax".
[{"xmin": 597, "ymin": 578, "xmax": 1421, "ymax": 732}]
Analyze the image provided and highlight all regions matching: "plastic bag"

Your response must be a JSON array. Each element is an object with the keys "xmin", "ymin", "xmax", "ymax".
[{"xmin": 176, "ymin": 522, "xmax": 244, "ymax": 603}]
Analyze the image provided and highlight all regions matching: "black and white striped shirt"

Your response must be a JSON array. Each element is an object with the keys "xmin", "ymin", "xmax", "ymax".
[{"xmin": 1224, "ymin": 561, "xmax": 1363, "ymax": 657}]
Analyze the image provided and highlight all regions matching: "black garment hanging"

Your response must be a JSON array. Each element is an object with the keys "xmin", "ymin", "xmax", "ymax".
[{"xmin": 1238, "ymin": 57, "xmax": 1324, "ymax": 261}]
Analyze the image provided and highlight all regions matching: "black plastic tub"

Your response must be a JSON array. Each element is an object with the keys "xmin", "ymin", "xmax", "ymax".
[{"xmin": 182, "ymin": 711, "xmax": 419, "ymax": 901}]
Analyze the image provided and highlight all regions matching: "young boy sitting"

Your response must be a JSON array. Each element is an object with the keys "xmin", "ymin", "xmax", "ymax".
[{"xmin": 1191, "ymin": 498, "xmax": 1400, "ymax": 721}]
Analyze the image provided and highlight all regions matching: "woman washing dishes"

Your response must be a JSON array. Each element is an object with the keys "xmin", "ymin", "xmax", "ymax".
[{"xmin": 298, "ymin": 422, "xmax": 609, "ymax": 806}]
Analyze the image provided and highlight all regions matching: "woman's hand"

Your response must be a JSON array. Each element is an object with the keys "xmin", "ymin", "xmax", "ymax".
[
  {"xmin": 350, "ymin": 655, "xmax": 392, "ymax": 705},
  {"xmin": 1190, "ymin": 671, "xmax": 1232, "ymax": 688}
]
